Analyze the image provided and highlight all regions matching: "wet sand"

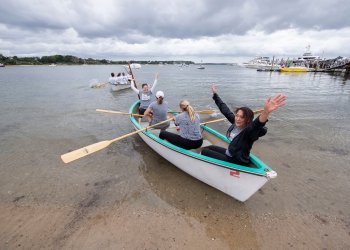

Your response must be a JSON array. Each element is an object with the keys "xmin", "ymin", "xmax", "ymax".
[
  {"xmin": 1, "ymin": 131, "xmax": 349, "ymax": 249},
  {"xmin": 1, "ymin": 65, "xmax": 349, "ymax": 249}
]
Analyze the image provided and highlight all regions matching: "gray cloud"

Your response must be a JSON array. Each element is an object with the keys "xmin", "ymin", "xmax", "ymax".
[{"xmin": 0, "ymin": 0, "xmax": 349, "ymax": 61}]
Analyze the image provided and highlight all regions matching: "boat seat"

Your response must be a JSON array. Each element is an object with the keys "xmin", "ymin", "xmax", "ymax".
[{"xmin": 139, "ymin": 122, "xmax": 177, "ymax": 137}]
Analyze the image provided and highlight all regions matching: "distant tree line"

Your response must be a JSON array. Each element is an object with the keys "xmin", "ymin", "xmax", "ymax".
[{"xmin": 0, "ymin": 54, "xmax": 194, "ymax": 65}]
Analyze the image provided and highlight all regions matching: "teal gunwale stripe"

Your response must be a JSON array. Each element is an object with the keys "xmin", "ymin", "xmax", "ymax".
[{"xmin": 129, "ymin": 101, "xmax": 273, "ymax": 177}]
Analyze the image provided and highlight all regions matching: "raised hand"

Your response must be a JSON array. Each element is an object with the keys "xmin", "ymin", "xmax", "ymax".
[
  {"xmin": 264, "ymin": 94, "xmax": 286, "ymax": 114},
  {"xmin": 211, "ymin": 83, "xmax": 217, "ymax": 94}
]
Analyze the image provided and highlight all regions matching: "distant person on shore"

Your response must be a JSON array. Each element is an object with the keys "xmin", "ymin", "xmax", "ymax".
[
  {"xmin": 108, "ymin": 72, "xmax": 117, "ymax": 85},
  {"xmin": 144, "ymin": 91, "xmax": 170, "ymax": 130},
  {"xmin": 130, "ymin": 73, "xmax": 159, "ymax": 122},
  {"xmin": 201, "ymin": 84, "xmax": 286, "ymax": 166},
  {"xmin": 159, "ymin": 100, "xmax": 203, "ymax": 149}
]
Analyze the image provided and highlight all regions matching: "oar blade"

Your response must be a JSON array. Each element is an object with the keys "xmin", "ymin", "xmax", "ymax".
[{"xmin": 61, "ymin": 140, "xmax": 111, "ymax": 163}]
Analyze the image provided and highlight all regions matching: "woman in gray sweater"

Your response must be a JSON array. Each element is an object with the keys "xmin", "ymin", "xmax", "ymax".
[{"xmin": 159, "ymin": 100, "xmax": 203, "ymax": 150}]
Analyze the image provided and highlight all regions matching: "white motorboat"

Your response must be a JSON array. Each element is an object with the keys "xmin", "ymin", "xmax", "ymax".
[
  {"xmin": 242, "ymin": 56, "xmax": 280, "ymax": 70},
  {"xmin": 298, "ymin": 45, "xmax": 320, "ymax": 61},
  {"xmin": 129, "ymin": 101, "xmax": 277, "ymax": 202}
]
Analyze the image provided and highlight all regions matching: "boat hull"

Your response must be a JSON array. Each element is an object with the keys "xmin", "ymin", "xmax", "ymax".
[
  {"xmin": 279, "ymin": 67, "xmax": 309, "ymax": 72},
  {"xmin": 137, "ymin": 131, "xmax": 269, "ymax": 201},
  {"xmin": 243, "ymin": 63, "xmax": 280, "ymax": 70},
  {"xmin": 129, "ymin": 101, "xmax": 276, "ymax": 202},
  {"xmin": 110, "ymin": 84, "xmax": 131, "ymax": 92}
]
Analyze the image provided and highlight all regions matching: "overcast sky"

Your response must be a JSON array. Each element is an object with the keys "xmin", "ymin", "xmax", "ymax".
[{"xmin": 0, "ymin": 0, "xmax": 349, "ymax": 63}]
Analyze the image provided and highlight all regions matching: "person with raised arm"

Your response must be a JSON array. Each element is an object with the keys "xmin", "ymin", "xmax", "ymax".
[
  {"xmin": 201, "ymin": 84, "xmax": 286, "ymax": 166},
  {"xmin": 130, "ymin": 73, "xmax": 159, "ymax": 123}
]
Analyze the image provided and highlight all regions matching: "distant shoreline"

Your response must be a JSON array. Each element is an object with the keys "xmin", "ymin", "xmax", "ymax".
[{"xmin": 1, "ymin": 63, "xmax": 235, "ymax": 67}]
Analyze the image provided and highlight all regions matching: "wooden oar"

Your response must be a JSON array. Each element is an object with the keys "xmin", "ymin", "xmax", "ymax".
[
  {"xmin": 128, "ymin": 63, "xmax": 137, "ymax": 88},
  {"xmin": 200, "ymin": 108, "xmax": 265, "ymax": 126},
  {"xmin": 200, "ymin": 118, "xmax": 226, "ymax": 126},
  {"xmin": 128, "ymin": 63, "xmax": 140, "ymax": 100},
  {"xmin": 170, "ymin": 110, "xmax": 215, "ymax": 115},
  {"xmin": 96, "ymin": 109, "xmax": 144, "ymax": 117},
  {"xmin": 253, "ymin": 108, "xmax": 264, "ymax": 114},
  {"xmin": 61, "ymin": 118, "xmax": 173, "ymax": 164},
  {"xmin": 97, "ymin": 109, "xmax": 215, "ymax": 116},
  {"xmin": 196, "ymin": 110, "xmax": 216, "ymax": 115}
]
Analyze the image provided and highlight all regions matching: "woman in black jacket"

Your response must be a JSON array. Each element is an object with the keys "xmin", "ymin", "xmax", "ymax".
[{"xmin": 201, "ymin": 84, "xmax": 286, "ymax": 166}]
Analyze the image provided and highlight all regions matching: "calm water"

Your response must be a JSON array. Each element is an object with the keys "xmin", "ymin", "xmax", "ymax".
[{"xmin": 0, "ymin": 65, "xmax": 349, "ymax": 248}]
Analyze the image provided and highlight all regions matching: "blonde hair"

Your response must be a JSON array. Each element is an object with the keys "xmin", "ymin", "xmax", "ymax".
[{"xmin": 180, "ymin": 100, "xmax": 195, "ymax": 122}]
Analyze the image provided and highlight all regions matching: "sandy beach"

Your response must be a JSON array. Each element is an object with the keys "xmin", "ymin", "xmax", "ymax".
[{"xmin": 1, "ymin": 133, "xmax": 349, "ymax": 249}]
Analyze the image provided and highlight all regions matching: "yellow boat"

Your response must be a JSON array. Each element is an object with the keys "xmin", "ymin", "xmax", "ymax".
[{"xmin": 279, "ymin": 66, "xmax": 310, "ymax": 72}]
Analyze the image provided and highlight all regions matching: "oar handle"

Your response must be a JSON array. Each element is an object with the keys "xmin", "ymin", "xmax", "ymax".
[
  {"xmin": 169, "ymin": 110, "xmax": 215, "ymax": 115},
  {"xmin": 200, "ymin": 118, "xmax": 226, "ymax": 126}
]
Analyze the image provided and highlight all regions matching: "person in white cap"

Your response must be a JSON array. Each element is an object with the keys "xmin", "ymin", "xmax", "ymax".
[
  {"xmin": 144, "ymin": 90, "xmax": 170, "ymax": 130},
  {"xmin": 159, "ymin": 100, "xmax": 203, "ymax": 149}
]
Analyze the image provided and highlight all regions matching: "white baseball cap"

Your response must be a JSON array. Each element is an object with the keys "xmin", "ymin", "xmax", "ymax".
[{"xmin": 156, "ymin": 91, "xmax": 164, "ymax": 98}]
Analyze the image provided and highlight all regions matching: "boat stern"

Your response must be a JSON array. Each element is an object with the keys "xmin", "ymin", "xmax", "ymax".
[{"xmin": 265, "ymin": 169, "xmax": 277, "ymax": 179}]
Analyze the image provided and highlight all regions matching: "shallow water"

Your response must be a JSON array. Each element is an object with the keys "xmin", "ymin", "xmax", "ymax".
[{"xmin": 0, "ymin": 65, "xmax": 349, "ymax": 249}]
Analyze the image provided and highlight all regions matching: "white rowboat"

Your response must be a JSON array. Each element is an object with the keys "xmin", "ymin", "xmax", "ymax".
[
  {"xmin": 129, "ymin": 101, "xmax": 277, "ymax": 202},
  {"xmin": 110, "ymin": 84, "xmax": 131, "ymax": 92}
]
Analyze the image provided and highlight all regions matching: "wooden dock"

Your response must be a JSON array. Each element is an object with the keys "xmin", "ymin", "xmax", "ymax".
[
  {"xmin": 257, "ymin": 57, "xmax": 350, "ymax": 74},
  {"xmin": 317, "ymin": 57, "xmax": 350, "ymax": 74}
]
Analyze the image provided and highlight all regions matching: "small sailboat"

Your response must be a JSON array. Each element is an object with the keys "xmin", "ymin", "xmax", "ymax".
[{"xmin": 197, "ymin": 60, "xmax": 205, "ymax": 69}]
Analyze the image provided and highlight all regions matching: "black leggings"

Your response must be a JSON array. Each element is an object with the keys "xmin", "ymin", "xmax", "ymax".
[
  {"xmin": 139, "ymin": 108, "xmax": 147, "ymax": 115},
  {"xmin": 201, "ymin": 145, "xmax": 239, "ymax": 164},
  {"xmin": 159, "ymin": 131, "xmax": 203, "ymax": 150}
]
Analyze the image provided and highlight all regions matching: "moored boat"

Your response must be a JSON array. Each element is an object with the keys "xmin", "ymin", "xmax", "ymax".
[
  {"xmin": 197, "ymin": 60, "xmax": 205, "ymax": 69},
  {"xmin": 298, "ymin": 45, "xmax": 320, "ymax": 61},
  {"xmin": 279, "ymin": 66, "xmax": 310, "ymax": 72},
  {"xmin": 242, "ymin": 56, "xmax": 280, "ymax": 70},
  {"xmin": 129, "ymin": 101, "xmax": 277, "ymax": 202},
  {"xmin": 279, "ymin": 58, "xmax": 314, "ymax": 72}
]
